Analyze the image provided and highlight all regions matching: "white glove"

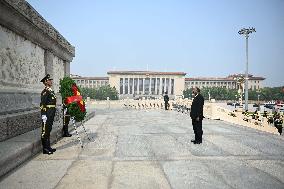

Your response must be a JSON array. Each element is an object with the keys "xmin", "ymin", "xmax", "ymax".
[
  {"xmin": 64, "ymin": 108, "xmax": 67, "ymax": 115},
  {"xmin": 42, "ymin": 115, "xmax": 47, "ymax": 123}
]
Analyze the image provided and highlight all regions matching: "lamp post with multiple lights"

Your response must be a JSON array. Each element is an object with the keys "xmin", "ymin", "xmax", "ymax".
[{"xmin": 238, "ymin": 27, "xmax": 256, "ymax": 111}]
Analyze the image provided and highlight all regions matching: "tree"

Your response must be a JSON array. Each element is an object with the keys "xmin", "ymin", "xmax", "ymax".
[
  {"xmin": 80, "ymin": 88, "xmax": 95, "ymax": 99},
  {"xmin": 183, "ymin": 88, "xmax": 193, "ymax": 98},
  {"xmin": 183, "ymin": 86, "xmax": 284, "ymax": 101},
  {"xmin": 94, "ymin": 85, "xmax": 119, "ymax": 100},
  {"xmin": 81, "ymin": 85, "xmax": 119, "ymax": 100}
]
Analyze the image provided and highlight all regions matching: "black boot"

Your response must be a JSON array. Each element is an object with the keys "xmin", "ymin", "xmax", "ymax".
[
  {"xmin": 47, "ymin": 138, "xmax": 56, "ymax": 152},
  {"xmin": 62, "ymin": 125, "xmax": 72, "ymax": 137},
  {"xmin": 191, "ymin": 134, "xmax": 197, "ymax": 143},
  {"xmin": 42, "ymin": 139, "xmax": 53, "ymax": 155}
]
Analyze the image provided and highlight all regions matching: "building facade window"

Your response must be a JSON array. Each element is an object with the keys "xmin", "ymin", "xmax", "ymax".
[
  {"xmin": 134, "ymin": 78, "xmax": 138, "ymax": 94},
  {"xmin": 151, "ymin": 78, "xmax": 156, "ymax": 94},
  {"xmin": 171, "ymin": 79, "xmax": 174, "ymax": 95},
  {"xmin": 144, "ymin": 78, "xmax": 150, "ymax": 95},
  {"xmin": 139, "ymin": 78, "xmax": 143, "ymax": 94},
  {"xmin": 166, "ymin": 78, "xmax": 169, "ymax": 93},
  {"xmin": 120, "ymin": 78, "xmax": 123, "ymax": 94},
  {"xmin": 125, "ymin": 78, "xmax": 128, "ymax": 94},
  {"xmin": 129, "ymin": 78, "xmax": 133, "ymax": 94},
  {"xmin": 157, "ymin": 78, "xmax": 160, "ymax": 95},
  {"xmin": 162, "ymin": 78, "xmax": 165, "ymax": 94}
]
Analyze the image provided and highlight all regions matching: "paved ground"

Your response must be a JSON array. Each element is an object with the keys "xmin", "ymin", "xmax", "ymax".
[{"xmin": 0, "ymin": 108, "xmax": 283, "ymax": 189}]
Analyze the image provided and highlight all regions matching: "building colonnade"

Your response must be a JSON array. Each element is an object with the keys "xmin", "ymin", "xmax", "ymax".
[{"xmin": 119, "ymin": 77, "xmax": 175, "ymax": 95}]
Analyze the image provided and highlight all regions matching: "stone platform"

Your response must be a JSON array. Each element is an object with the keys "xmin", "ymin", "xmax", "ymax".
[
  {"xmin": 0, "ymin": 110, "xmax": 95, "ymax": 178},
  {"xmin": 0, "ymin": 108, "xmax": 283, "ymax": 189}
]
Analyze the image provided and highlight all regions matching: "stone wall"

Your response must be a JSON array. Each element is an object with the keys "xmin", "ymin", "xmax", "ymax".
[
  {"xmin": 0, "ymin": 0, "xmax": 75, "ymax": 141},
  {"xmin": 0, "ymin": 25, "xmax": 45, "ymax": 92}
]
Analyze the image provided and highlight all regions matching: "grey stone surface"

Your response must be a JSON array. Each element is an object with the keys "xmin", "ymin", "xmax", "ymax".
[
  {"xmin": 56, "ymin": 160, "xmax": 112, "ymax": 189},
  {"xmin": 0, "ymin": 117, "xmax": 7, "ymax": 141},
  {"xmin": 0, "ymin": 92, "xmax": 40, "ymax": 115},
  {"xmin": 0, "ymin": 160, "xmax": 73, "ymax": 189},
  {"xmin": 0, "ymin": 108, "xmax": 283, "ymax": 189},
  {"xmin": 111, "ymin": 161, "xmax": 171, "ymax": 189},
  {"xmin": 0, "ymin": 110, "xmax": 95, "ymax": 178},
  {"xmin": 0, "ymin": 110, "xmax": 41, "ymax": 141},
  {"xmin": 0, "ymin": 140, "xmax": 34, "ymax": 178}
]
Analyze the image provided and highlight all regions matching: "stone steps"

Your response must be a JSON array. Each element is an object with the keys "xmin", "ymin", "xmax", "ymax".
[{"xmin": 0, "ymin": 111, "xmax": 95, "ymax": 179}]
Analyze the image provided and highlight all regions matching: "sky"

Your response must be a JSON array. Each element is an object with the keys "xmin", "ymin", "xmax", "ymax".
[{"xmin": 26, "ymin": 0, "xmax": 284, "ymax": 87}]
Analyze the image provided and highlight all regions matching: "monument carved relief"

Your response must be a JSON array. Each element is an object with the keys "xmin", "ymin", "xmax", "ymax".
[
  {"xmin": 0, "ymin": 25, "xmax": 44, "ymax": 90},
  {"xmin": 3, "ymin": 0, "xmax": 75, "ymax": 55}
]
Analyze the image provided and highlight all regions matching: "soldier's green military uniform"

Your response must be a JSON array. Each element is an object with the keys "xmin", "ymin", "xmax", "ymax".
[{"xmin": 40, "ymin": 74, "xmax": 56, "ymax": 155}]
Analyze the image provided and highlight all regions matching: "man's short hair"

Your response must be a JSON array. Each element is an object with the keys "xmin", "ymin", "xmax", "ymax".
[{"xmin": 195, "ymin": 87, "xmax": 200, "ymax": 93}]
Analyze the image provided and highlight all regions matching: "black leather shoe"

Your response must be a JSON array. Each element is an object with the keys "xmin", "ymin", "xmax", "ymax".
[
  {"xmin": 43, "ymin": 148, "xmax": 53, "ymax": 155},
  {"xmin": 49, "ymin": 148, "xmax": 56, "ymax": 152},
  {"xmin": 63, "ymin": 133, "xmax": 72, "ymax": 137},
  {"xmin": 191, "ymin": 140, "xmax": 196, "ymax": 143},
  {"xmin": 193, "ymin": 141, "xmax": 201, "ymax": 144}
]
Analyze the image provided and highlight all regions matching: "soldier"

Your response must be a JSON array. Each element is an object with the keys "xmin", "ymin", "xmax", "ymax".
[
  {"xmin": 164, "ymin": 91, "xmax": 169, "ymax": 110},
  {"xmin": 62, "ymin": 104, "xmax": 72, "ymax": 137},
  {"xmin": 40, "ymin": 74, "xmax": 56, "ymax": 155}
]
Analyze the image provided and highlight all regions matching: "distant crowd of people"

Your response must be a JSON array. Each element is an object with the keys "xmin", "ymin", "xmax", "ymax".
[{"xmin": 242, "ymin": 109, "xmax": 283, "ymax": 135}]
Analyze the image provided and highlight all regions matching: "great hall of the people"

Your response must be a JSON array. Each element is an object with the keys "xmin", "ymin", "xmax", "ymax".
[{"xmin": 71, "ymin": 71, "xmax": 265, "ymax": 99}]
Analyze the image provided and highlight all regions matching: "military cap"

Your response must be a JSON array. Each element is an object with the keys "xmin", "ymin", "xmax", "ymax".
[{"xmin": 40, "ymin": 74, "xmax": 53, "ymax": 83}]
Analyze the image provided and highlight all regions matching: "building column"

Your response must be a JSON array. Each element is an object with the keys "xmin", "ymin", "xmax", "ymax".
[
  {"xmin": 123, "ymin": 78, "xmax": 125, "ymax": 94},
  {"xmin": 137, "ymin": 77, "xmax": 140, "ymax": 94},
  {"xmin": 163, "ymin": 78, "xmax": 166, "ymax": 94},
  {"xmin": 155, "ymin": 77, "xmax": 158, "ymax": 95},
  {"xmin": 44, "ymin": 50, "xmax": 60, "ymax": 93},
  {"xmin": 149, "ymin": 77, "xmax": 152, "ymax": 94},
  {"xmin": 64, "ymin": 61, "xmax": 70, "ymax": 76},
  {"xmin": 132, "ymin": 78, "xmax": 135, "ymax": 95},
  {"xmin": 128, "ymin": 77, "xmax": 130, "ymax": 95},
  {"xmin": 159, "ymin": 77, "xmax": 163, "ymax": 95},
  {"xmin": 169, "ymin": 78, "xmax": 172, "ymax": 95},
  {"xmin": 142, "ymin": 78, "xmax": 145, "ymax": 95}
]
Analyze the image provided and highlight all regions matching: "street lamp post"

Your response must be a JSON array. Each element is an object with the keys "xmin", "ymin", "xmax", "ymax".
[
  {"xmin": 238, "ymin": 27, "xmax": 256, "ymax": 111},
  {"xmin": 257, "ymin": 94, "xmax": 260, "ymax": 111},
  {"xmin": 208, "ymin": 89, "xmax": 211, "ymax": 102}
]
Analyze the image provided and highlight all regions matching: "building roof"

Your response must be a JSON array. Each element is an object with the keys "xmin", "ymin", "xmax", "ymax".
[
  {"xmin": 185, "ymin": 77, "xmax": 234, "ymax": 81},
  {"xmin": 107, "ymin": 71, "xmax": 187, "ymax": 76},
  {"xmin": 185, "ymin": 74, "xmax": 265, "ymax": 82},
  {"xmin": 227, "ymin": 74, "xmax": 265, "ymax": 80},
  {"xmin": 71, "ymin": 76, "xmax": 109, "ymax": 80}
]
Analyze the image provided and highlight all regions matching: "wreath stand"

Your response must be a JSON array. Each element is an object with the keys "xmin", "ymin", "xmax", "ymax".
[{"xmin": 71, "ymin": 116, "xmax": 91, "ymax": 148}]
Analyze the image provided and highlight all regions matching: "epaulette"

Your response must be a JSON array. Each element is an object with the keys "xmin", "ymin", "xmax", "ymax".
[{"xmin": 41, "ymin": 89, "xmax": 47, "ymax": 95}]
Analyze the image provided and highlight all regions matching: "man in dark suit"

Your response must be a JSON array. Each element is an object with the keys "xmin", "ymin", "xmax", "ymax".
[
  {"xmin": 164, "ymin": 91, "xmax": 169, "ymax": 110},
  {"xmin": 190, "ymin": 87, "xmax": 204, "ymax": 144}
]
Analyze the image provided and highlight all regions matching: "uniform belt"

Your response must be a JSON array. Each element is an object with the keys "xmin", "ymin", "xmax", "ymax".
[{"xmin": 46, "ymin": 105, "xmax": 56, "ymax": 108}]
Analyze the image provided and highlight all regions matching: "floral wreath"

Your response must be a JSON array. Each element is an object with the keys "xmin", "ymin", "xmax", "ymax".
[{"xmin": 59, "ymin": 77, "xmax": 86, "ymax": 122}]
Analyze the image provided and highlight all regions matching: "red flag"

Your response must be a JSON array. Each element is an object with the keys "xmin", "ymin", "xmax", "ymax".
[{"xmin": 65, "ymin": 95, "xmax": 83, "ymax": 105}]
